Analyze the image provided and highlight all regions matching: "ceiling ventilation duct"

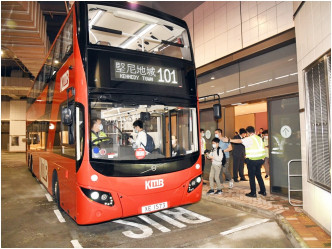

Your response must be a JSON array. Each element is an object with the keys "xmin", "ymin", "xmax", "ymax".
[{"xmin": 1, "ymin": 1, "xmax": 50, "ymax": 77}]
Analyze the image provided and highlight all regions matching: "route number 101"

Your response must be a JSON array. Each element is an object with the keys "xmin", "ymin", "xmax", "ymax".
[{"xmin": 157, "ymin": 68, "xmax": 178, "ymax": 84}]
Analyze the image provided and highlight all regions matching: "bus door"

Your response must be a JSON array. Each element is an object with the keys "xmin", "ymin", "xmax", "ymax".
[
  {"xmin": 56, "ymin": 100, "xmax": 77, "ymax": 214},
  {"xmin": 165, "ymin": 110, "xmax": 178, "ymax": 157}
]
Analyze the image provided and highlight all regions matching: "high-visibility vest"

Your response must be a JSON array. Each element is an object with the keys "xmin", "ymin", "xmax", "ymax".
[
  {"xmin": 91, "ymin": 131, "xmax": 108, "ymax": 145},
  {"xmin": 201, "ymin": 137, "xmax": 206, "ymax": 154},
  {"xmin": 245, "ymin": 135, "xmax": 266, "ymax": 160}
]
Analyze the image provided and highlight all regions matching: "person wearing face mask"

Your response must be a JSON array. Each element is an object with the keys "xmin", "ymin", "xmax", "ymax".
[
  {"xmin": 206, "ymin": 138, "xmax": 224, "ymax": 195},
  {"xmin": 171, "ymin": 135, "xmax": 186, "ymax": 157},
  {"xmin": 200, "ymin": 129, "xmax": 206, "ymax": 172},
  {"xmin": 91, "ymin": 118, "xmax": 108, "ymax": 145},
  {"xmin": 262, "ymin": 130, "xmax": 270, "ymax": 178},
  {"xmin": 128, "ymin": 119, "xmax": 148, "ymax": 151},
  {"xmin": 214, "ymin": 129, "xmax": 233, "ymax": 189}
]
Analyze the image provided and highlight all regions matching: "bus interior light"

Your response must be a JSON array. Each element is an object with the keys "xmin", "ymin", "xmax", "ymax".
[
  {"xmin": 89, "ymin": 10, "xmax": 105, "ymax": 28},
  {"xmin": 187, "ymin": 175, "xmax": 202, "ymax": 193},
  {"xmin": 120, "ymin": 24, "xmax": 157, "ymax": 49}
]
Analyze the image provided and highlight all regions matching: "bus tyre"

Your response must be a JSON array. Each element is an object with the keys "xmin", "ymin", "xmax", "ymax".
[
  {"xmin": 29, "ymin": 156, "xmax": 35, "ymax": 177},
  {"xmin": 52, "ymin": 172, "xmax": 62, "ymax": 211}
]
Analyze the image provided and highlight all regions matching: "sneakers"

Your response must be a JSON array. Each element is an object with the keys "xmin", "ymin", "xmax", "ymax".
[
  {"xmin": 228, "ymin": 179, "xmax": 234, "ymax": 189},
  {"xmin": 258, "ymin": 191, "xmax": 267, "ymax": 196},
  {"xmin": 214, "ymin": 189, "xmax": 223, "ymax": 195},
  {"xmin": 207, "ymin": 189, "xmax": 215, "ymax": 195}
]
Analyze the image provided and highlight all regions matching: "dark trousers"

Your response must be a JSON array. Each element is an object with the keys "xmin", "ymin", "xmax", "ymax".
[
  {"xmin": 201, "ymin": 155, "xmax": 205, "ymax": 172},
  {"xmin": 233, "ymin": 155, "xmax": 245, "ymax": 180},
  {"xmin": 246, "ymin": 159, "xmax": 266, "ymax": 194}
]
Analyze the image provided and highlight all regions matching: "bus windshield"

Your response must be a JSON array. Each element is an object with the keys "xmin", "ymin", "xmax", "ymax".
[
  {"xmin": 90, "ymin": 101, "xmax": 199, "ymax": 161},
  {"xmin": 88, "ymin": 4, "xmax": 192, "ymax": 61}
]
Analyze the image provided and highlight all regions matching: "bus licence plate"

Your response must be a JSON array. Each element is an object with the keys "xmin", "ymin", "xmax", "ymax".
[{"xmin": 141, "ymin": 202, "xmax": 168, "ymax": 213}]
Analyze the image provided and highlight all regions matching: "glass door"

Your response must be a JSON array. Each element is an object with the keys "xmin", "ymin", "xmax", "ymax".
[
  {"xmin": 199, "ymin": 108, "xmax": 218, "ymax": 178},
  {"xmin": 268, "ymin": 95, "xmax": 302, "ymax": 197}
]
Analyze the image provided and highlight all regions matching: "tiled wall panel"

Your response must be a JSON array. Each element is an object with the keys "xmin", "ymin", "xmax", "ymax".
[{"xmin": 184, "ymin": 1, "xmax": 295, "ymax": 67}]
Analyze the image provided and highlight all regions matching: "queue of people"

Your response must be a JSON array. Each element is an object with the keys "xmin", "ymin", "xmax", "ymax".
[
  {"xmin": 91, "ymin": 117, "xmax": 269, "ymax": 198},
  {"xmin": 204, "ymin": 125, "xmax": 269, "ymax": 198}
]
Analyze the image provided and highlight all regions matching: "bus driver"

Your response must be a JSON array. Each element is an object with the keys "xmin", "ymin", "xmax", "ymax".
[{"xmin": 91, "ymin": 118, "xmax": 108, "ymax": 145}]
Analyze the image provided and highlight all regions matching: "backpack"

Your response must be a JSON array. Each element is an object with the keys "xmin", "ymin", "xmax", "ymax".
[
  {"xmin": 142, "ymin": 132, "xmax": 155, "ymax": 153},
  {"xmin": 217, "ymin": 147, "xmax": 227, "ymax": 166}
]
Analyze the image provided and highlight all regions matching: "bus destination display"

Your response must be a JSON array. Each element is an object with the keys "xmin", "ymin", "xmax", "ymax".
[{"xmin": 111, "ymin": 60, "xmax": 181, "ymax": 87}]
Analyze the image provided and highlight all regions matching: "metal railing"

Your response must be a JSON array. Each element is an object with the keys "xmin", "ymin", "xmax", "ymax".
[{"xmin": 288, "ymin": 159, "xmax": 303, "ymax": 206}]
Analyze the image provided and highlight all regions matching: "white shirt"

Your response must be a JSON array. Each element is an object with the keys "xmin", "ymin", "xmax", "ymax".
[
  {"xmin": 241, "ymin": 135, "xmax": 254, "ymax": 148},
  {"xmin": 208, "ymin": 148, "xmax": 223, "ymax": 166},
  {"xmin": 132, "ymin": 130, "xmax": 147, "ymax": 149},
  {"xmin": 200, "ymin": 137, "xmax": 206, "ymax": 155}
]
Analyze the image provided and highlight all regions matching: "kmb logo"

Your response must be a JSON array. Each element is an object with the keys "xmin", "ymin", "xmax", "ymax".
[{"xmin": 145, "ymin": 179, "xmax": 164, "ymax": 190}]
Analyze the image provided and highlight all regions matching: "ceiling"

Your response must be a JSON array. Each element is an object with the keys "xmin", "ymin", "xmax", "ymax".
[{"xmin": 1, "ymin": 1, "xmax": 203, "ymax": 100}]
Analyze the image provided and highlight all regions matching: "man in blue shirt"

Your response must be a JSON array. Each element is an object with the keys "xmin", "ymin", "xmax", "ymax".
[{"xmin": 215, "ymin": 129, "xmax": 234, "ymax": 188}]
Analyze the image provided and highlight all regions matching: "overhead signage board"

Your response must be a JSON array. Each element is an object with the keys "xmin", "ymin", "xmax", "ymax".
[{"xmin": 111, "ymin": 59, "xmax": 181, "ymax": 87}]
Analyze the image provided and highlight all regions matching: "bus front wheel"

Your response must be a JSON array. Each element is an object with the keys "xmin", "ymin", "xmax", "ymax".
[
  {"xmin": 52, "ymin": 172, "xmax": 62, "ymax": 211},
  {"xmin": 29, "ymin": 156, "xmax": 35, "ymax": 177}
]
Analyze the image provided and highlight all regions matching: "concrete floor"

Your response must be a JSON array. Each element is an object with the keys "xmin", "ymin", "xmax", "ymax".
[{"xmin": 1, "ymin": 152, "xmax": 293, "ymax": 248}]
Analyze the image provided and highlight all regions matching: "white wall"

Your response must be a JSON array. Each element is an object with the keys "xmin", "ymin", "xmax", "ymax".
[
  {"xmin": 1, "ymin": 101, "xmax": 10, "ymax": 120},
  {"xmin": 183, "ymin": 1, "xmax": 294, "ymax": 68},
  {"xmin": 9, "ymin": 100, "xmax": 27, "ymax": 152},
  {"xmin": 294, "ymin": 1, "xmax": 331, "ymax": 233}
]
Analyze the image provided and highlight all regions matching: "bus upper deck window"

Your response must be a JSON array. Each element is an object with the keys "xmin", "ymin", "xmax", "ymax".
[{"xmin": 87, "ymin": 4, "xmax": 192, "ymax": 61}]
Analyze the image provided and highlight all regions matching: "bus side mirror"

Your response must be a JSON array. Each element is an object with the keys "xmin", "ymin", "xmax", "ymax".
[
  {"xmin": 62, "ymin": 107, "xmax": 73, "ymax": 126},
  {"xmin": 213, "ymin": 104, "xmax": 222, "ymax": 119}
]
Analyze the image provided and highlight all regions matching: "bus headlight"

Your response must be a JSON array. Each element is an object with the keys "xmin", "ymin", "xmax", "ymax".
[
  {"xmin": 188, "ymin": 175, "xmax": 202, "ymax": 193},
  {"xmin": 91, "ymin": 191, "xmax": 99, "ymax": 200},
  {"xmin": 81, "ymin": 187, "xmax": 114, "ymax": 206}
]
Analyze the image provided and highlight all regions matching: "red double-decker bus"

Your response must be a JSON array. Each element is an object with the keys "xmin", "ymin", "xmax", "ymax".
[{"xmin": 26, "ymin": 2, "xmax": 202, "ymax": 225}]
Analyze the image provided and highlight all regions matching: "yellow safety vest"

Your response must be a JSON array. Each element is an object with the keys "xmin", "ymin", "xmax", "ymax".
[
  {"xmin": 245, "ymin": 135, "xmax": 266, "ymax": 160},
  {"xmin": 91, "ymin": 131, "xmax": 108, "ymax": 145}
]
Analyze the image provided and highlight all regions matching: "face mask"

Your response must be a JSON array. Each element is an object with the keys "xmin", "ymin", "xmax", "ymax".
[
  {"xmin": 134, "ymin": 129, "xmax": 139, "ymax": 133},
  {"xmin": 215, "ymin": 134, "xmax": 219, "ymax": 138},
  {"xmin": 201, "ymin": 133, "xmax": 205, "ymax": 137},
  {"xmin": 264, "ymin": 136, "xmax": 268, "ymax": 139},
  {"xmin": 172, "ymin": 140, "xmax": 176, "ymax": 145},
  {"xmin": 212, "ymin": 144, "xmax": 217, "ymax": 149},
  {"xmin": 99, "ymin": 124, "xmax": 103, "ymax": 131}
]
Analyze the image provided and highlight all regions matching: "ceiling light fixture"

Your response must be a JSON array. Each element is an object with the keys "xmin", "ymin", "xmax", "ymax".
[
  {"xmin": 120, "ymin": 24, "xmax": 156, "ymax": 49},
  {"xmin": 89, "ymin": 10, "xmax": 105, "ymax": 28}
]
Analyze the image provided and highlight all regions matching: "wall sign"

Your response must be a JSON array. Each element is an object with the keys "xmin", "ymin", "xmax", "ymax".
[
  {"xmin": 111, "ymin": 60, "xmax": 181, "ymax": 87},
  {"xmin": 280, "ymin": 125, "xmax": 292, "ymax": 138}
]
